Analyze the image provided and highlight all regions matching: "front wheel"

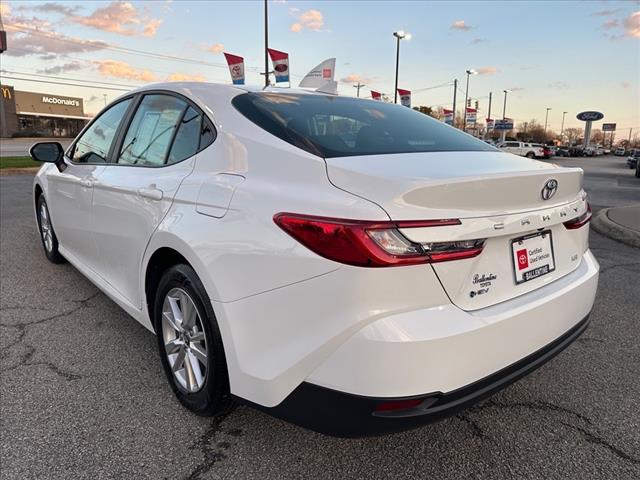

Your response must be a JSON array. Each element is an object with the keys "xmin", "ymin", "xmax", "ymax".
[
  {"xmin": 155, "ymin": 264, "xmax": 234, "ymax": 416},
  {"xmin": 36, "ymin": 195, "xmax": 65, "ymax": 264},
  {"xmin": 526, "ymin": 152, "xmax": 535, "ymax": 158}
]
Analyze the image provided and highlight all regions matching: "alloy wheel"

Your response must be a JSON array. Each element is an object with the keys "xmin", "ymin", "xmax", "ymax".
[
  {"xmin": 39, "ymin": 202, "xmax": 53, "ymax": 253},
  {"xmin": 161, "ymin": 287, "xmax": 208, "ymax": 393}
]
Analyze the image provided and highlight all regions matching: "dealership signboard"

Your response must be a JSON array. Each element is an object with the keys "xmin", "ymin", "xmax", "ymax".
[
  {"xmin": 494, "ymin": 118, "xmax": 514, "ymax": 130},
  {"xmin": 602, "ymin": 123, "xmax": 616, "ymax": 132}
]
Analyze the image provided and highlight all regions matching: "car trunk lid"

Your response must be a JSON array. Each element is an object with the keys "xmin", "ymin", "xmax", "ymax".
[{"xmin": 325, "ymin": 151, "xmax": 589, "ymax": 310}]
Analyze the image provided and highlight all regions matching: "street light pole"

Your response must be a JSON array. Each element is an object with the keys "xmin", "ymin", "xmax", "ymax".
[
  {"xmin": 500, "ymin": 89, "xmax": 509, "ymax": 143},
  {"xmin": 485, "ymin": 91, "xmax": 492, "ymax": 139},
  {"xmin": 452, "ymin": 79, "xmax": 458, "ymax": 128},
  {"xmin": 392, "ymin": 30, "xmax": 410, "ymax": 103},
  {"xmin": 353, "ymin": 82, "xmax": 365, "ymax": 97},
  {"xmin": 463, "ymin": 69, "xmax": 477, "ymax": 132},
  {"xmin": 560, "ymin": 111, "xmax": 567, "ymax": 142},
  {"xmin": 264, "ymin": 0, "xmax": 270, "ymax": 87},
  {"xmin": 544, "ymin": 107, "xmax": 552, "ymax": 139}
]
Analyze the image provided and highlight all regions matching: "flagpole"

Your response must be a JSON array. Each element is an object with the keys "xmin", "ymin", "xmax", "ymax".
[{"xmin": 264, "ymin": 0, "xmax": 270, "ymax": 87}]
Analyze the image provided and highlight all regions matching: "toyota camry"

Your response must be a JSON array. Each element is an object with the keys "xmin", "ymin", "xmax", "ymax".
[{"xmin": 30, "ymin": 83, "xmax": 599, "ymax": 436}]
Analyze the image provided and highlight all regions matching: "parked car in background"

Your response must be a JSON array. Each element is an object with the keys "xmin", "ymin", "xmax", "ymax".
[
  {"xmin": 555, "ymin": 146, "xmax": 570, "ymax": 157},
  {"xmin": 497, "ymin": 141, "xmax": 544, "ymax": 158},
  {"xmin": 614, "ymin": 147, "xmax": 626, "ymax": 156},
  {"xmin": 532, "ymin": 144, "xmax": 554, "ymax": 159},
  {"xmin": 28, "ymin": 82, "xmax": 599, "ymax": 436},
  {"xmin": 584, "ymin": 146, "xmax": 604, "ymax": 157},
  {"xmin": 628, "ymin": 149, "xmax": 640, "ymax": 169}
]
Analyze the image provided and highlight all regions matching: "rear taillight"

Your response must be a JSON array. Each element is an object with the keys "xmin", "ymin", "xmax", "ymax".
[
  {"xmin": 273, "ymin": 213, "xmax": 485, "ymax": 267},
  {"xmin": 564, "ymin": 203, "xmax": 592, "ymax": 230}
]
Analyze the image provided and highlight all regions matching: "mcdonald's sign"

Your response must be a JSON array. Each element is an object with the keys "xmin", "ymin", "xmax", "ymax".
[{"xmin": 2, "ymin": 86, "xmax": 12, "ymax": 100}]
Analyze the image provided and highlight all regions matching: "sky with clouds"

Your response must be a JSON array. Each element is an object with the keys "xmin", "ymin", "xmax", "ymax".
[{"xmin": 0, "ymin": 0, "xmax": 638, "ymax": 132}]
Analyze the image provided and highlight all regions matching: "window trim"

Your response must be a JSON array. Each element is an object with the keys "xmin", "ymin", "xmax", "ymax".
[
  {"xmin": 111, "ymin": 90, "xmax": 217, "ymax": 169},
  {"xmin": 66, "ymin": 89, "xmax": 217, "ymax": 169}
]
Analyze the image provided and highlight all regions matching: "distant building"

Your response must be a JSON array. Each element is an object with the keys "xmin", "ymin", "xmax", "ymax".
[{"xmin": 1, "ymin": 84, "xmax": 91, "ymax": 138}]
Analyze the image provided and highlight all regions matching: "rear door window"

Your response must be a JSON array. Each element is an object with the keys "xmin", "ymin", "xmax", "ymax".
[{"xmin": 118, "ymin": 94, "xmax": 187, "ymax": 166}]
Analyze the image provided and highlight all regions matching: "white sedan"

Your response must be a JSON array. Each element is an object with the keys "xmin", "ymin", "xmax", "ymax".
[{"xmin": 30, "ymin": 83, "xmax": 598, "ymax": 437}]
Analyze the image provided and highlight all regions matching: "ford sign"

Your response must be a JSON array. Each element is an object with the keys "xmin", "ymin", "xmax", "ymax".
[{"xmin": 576, "ymin": 111, "xmax": 604, "ymax": 122}]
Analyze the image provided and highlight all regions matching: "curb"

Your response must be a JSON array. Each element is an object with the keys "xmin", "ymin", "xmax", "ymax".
[
  {"xmin": 591, "ymin": 208, "xmax": 640, "ymax": 249},
  {"xmin": 0, "ymin": 167, "xmax": 40, "ymax": 175}
]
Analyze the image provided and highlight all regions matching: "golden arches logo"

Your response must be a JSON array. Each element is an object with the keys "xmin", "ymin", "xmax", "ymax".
[{"xmin": 1, "ymin": 87, "xmax": 11, "ymax": 100}]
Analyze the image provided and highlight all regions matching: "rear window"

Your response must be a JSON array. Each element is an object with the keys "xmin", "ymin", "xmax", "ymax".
[{"xmin": 232, "ymin": 92, "xmax": 496, "ymax": 158}]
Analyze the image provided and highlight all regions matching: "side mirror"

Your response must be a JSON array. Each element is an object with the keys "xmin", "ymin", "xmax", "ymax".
[{"xmin": 29, "ymin": 142, "xmax": 64, "ymax": 163}]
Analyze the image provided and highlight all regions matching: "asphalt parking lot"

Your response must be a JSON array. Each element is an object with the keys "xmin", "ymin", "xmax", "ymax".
[{"xmin": 1, "ymin": 155, "xmax": 639, "ymax": 480}]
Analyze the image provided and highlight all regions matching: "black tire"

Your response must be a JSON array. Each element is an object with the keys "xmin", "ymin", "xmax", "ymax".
[
  {"xmin": 36, "ymin": 195, "xmax": 65, "ymax": 264},
  {"xmin": 154, "ymin": 264, "xmax": 234, "ymax": 416},
  {"xmin": 526, "ymin": 152, "xmax": 535, "ymax": 158}
]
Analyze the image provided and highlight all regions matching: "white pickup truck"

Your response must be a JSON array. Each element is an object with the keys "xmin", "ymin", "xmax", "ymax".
[{"xmin": 497, "ymin": 141, "xmax": 544, "ymax": 158}]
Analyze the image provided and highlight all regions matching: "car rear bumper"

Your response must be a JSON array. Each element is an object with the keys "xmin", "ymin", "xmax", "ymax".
[
  {"xmin": 246, "ymin": 313, "xmax": 590, "ymax": 437},
  {"xmin": 219, "ymin": 250, "xmax": 598, "ymax": 431}
]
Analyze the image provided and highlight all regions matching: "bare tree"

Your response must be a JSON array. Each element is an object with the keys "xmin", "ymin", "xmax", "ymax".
[{"xmin": 563, "ymin": 128, "xmax": 582, "ymax": 146}]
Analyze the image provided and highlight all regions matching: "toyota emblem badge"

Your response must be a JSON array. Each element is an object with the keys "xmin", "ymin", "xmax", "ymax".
[{"xmin": 541, "ymin": 179, "xmax": 558, "ymax": 201}]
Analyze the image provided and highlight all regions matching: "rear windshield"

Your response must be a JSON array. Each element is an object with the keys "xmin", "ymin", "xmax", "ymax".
[{"xmin": 232, "ymin": 92, "xmax": 496, "ymax": 158}]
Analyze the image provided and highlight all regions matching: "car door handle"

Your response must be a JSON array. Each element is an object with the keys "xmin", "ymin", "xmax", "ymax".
[
  {"xmin": 80, "ymin": 179, "xmax": 94, "ymax": 188},
  {"xmin": 137, "ymin": 187, "xmax": 163, "ymax": 201}
]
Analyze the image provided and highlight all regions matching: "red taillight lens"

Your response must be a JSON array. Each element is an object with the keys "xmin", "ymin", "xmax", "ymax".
[
  {"xmin": 563, "ymin": 203, "xmax": 592, "ymax": 230},
  {"xmin": 273, "ymin": 213, "xmax": 485, "ymax": 267}
]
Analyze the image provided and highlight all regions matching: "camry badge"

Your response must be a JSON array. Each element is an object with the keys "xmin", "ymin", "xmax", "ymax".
[{"xmin": 541, "ymin": 179, "xmax": 558, "ymax": 201}]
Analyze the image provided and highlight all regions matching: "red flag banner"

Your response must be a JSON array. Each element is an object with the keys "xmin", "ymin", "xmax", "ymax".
[
  {"xmin": 223, "ymin": 53, "xmax": 245, "ymax": 85},
  {"xmin": 371, "ymin": 90, "xmax": 382, "ymax": 101},
  {"xmin": 267, "ymin": 48, "xmax": 290, "ymax": 83},
  {"xmin": 397, "ymin": 88, "xmax": 411, "ymax": 107},
  {"xmin": 443, "ymin": 108, "xmax": 454, "ymax": 125}
]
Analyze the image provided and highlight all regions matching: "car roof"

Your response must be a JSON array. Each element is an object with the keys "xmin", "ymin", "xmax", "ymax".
[{"xmin": 128, "ymin": 81, "xmax": 324, "ymax": 98}]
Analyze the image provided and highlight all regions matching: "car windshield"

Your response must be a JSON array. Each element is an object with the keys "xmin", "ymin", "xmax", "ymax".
[{"xmin": 232, "ymin": 92, "xmax": 496, "ymax": 158}]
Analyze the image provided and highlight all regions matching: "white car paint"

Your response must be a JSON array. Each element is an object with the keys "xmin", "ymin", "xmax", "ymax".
[{"xmin": 34, "ymin": 82, "xmax": 599, "ymax": 414}]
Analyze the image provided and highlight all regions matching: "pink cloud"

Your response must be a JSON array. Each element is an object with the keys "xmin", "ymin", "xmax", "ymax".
[
  {"xmin": 451, "ymin": 20, "xmax": 473, "ymax": 31},
  {"xmin": 476, "ymin": 66, "xmax": 498, "ymax": 75},
  {"xmin": 290, "ymin": 9, "xmax": 325, "ymax": 32},
  {"xmin": 95, "ymin": 59, "xmax": 158, "ymax": 82}
]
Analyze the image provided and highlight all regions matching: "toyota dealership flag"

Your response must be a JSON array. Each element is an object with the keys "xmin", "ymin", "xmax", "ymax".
[
  {"xmin": 443, "ymin": 108, "xmax": 454, "ymax": 125},
  {"xmin": 268, "ymin": 48, "xmax": 290, "ymax": 83},
  {"xmin": 397, "ymin": 89, "xmax": 411, "ymax": 107},
  {"xmin": 371, "ymin": 90, "xmax": 382, "ymax": 101},
  {"xmin": 223, "ymin": 53, "xmax": 245, "ymax": 85}
]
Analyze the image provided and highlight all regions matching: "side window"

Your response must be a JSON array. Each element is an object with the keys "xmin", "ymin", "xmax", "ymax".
[
  {"xmin": 168, "ymin": 107, "xmax": 202, "ymax": 164},
  {"xmin": 71, "ymin": 98, "xmax": 132, "ymax": 163},
  {"xmin": 118, "ymin": 94, "xmax": 187, "ymax": 166}
]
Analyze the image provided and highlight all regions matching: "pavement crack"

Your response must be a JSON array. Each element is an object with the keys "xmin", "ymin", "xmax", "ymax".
[
  {"xmin": 184, "ymin": 412, "xmax": 233, "ymax": 480},
  {"xmin": 559, "ymin": 421, "xmax": 640, "ymax": 466},
  {"xmin": 486, "ymin": 399, "xmax": 593, "ymax": 425},
  {"xmin": 0, "ymin": 290, "xmax": 100, "ymax": 380},
  {"xmin": 456, "ymin": 412, "xmax": 487, "ymax": 439}
]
